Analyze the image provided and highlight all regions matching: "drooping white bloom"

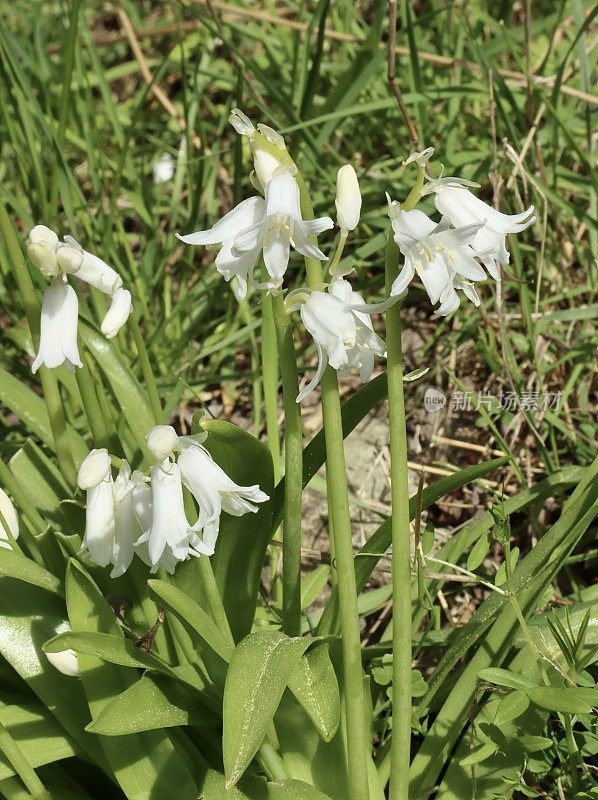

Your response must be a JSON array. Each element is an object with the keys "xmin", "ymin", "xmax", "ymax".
[
  {"xmin": 295, "ymin": 277, "xmax": 386, "ymax": 402},
  {"xmin": 32, "ymin": 278, "xmax": 83, "ymax": 374},
  {"xmin": 146, "ymin": 425, "xmax": 179, "ymax": 462},
  {"xmin": 57, "ymin": 236, "xmax": 124, "ymax": 296},
  {"xmin": 153, "ymin": 153, "xmax": 175, "ymax": 184},
  {"xmin": 135, "ymin": 460, "xmax": 212, "ymax": 570},
  {"xmin": 0, "ymin": 488, "xmax": 19, "ymax": 550},
  {"xmin": 388, "ymin": 202, "xmax": 487, "ymax": 315},
  {"xmin": 27, "ymin": 225, "xmax": 60, "ymax": 276},
  {"xmin": 78, "ymin": 451, "xmax": 146, "ymax": 578},
  {"xmin": 46, "ymin": 649, "xmax": 80, "ymax": 678},
  {"xmin": 232, "ymin": 169, "xmax": 333, "ymax": 292},
  {"xmin": 335, "ymin": 165, "xmax": 362, "ymax": 234},
  {"xmin": 178, "ymin": 441, "xmax": 269, "ymax": 552},
  {"xmin": 101, "ymin": 288, "xmax": 132, "ymax": 338},
  {"xmin": 176, "ymin": 197, "xmax": 265, "ymax": 300},
  {"xmin": 432, "ymin": 185, "xmax": 535, "ymax": 279}
]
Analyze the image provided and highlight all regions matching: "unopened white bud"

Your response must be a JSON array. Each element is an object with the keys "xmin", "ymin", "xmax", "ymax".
[
  {"xmin": 0, "ymin": 488, "xmax": 19, "ymax": 550},
  {"xmin": 402, "ymin": 147, "xmax": 434, "ymax": 168},
  {"xmin": 55, "ymin": 245, "xmax": 84, "ymax": 275},
  {"xmin": 28, "ymin": 225, "xmax": 59, "ymax": 249},
  {"xmin": 77, "ymin": 449, "xmax": 111, "ymax": 490},
  {"xmin": 101, "ymin": 288, "xmax": 132, "ymax": 339},
  {"xmin": 229, "ymin": 108, "xmax": 255, "ymax": 137},
  {"xmin": 146, "ymin": 425, "xmax": 179, "ymax": 462},
  {"xmin": 46, "ymin": 649, "xmax": 80, "ymax": 678},
  {"xmin": 28, "ymin": 242, "xmax": 59, "ymax": 276},
  {"xmin": 335, "ymin": 165, "xmax": 361, "ymax": 233}
]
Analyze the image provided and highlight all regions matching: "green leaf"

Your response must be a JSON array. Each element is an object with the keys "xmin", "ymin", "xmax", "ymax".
[
  {"xmin": 459, "ymin": 742, "xmax": 497, "ymax": 766},
  {"xmin": 518, "ymin": 735, "xmax": 553, "ymax": 752},
  {"xmin": 287, "ymin": 641, "xmax": 340, "ymax": 742},
  {"xmin": 86, "ymin": 667, "xmax": 218, "ymax": 735},
  {"xmin": 65, "ymin": 560, "xmax": 199, "ymax": 800},
  {"xmin": 494, "ymin": 690, "xmax": 530, "ymax": 725},
  {"xmin": 467, "ymin": 532, "xmax": 490, "ymax": 571},
  {"xmin": 148, "ymin": 578, "xmax": 234, "ymax": 662},
  {"xmin": 0, "ymin": 549, "xmax": 62, "ymax": 596},
  {"xmin": 527, "ymin": 686, "xmax": 598, "ymax": 714},
  {"xmin": 0, "ymin": 704, "xmax": 78, "ymax": 782},
  {"xmin": 9, "ymin": 440, "xmax": 69, "ymax": 515},
  {"xmin": 477, "ymin": 668, "xmax": 537, "ymax": 691},
  {"xmin": 300, "ymin": 565, "xmax": 330, "ymax": 610},
  {"xmin": 268, "ymin": 780, "xmax": 334, "ymax": 799},
  {"xmin": 201, "ymin": 420, "xmax": 274, "ymax": 642},
  {"xmin": 223, "ymin": 631, "xmax": 312, "ymax": 787}
]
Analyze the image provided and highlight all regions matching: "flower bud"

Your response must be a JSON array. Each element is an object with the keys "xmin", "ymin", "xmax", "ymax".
[
  {"xmin": 402, "ymin": 147, "xmax": 434, "ymax": 168},
  {"xmin": 77, "ymin": 449, "xmax": 111, "ymax": 490},
  {"xmin": 28, "ymin": 242, "xmax": 59, "ymax": 277},
  {"xmin": 146, "ymin": 425, "xmax": 179, "ymax": 462},
  {"xmin": 28, "ymin": 225, "xmax": 59, "ymax": 249},
  {"xmin": 55, "ymin": 245, "xmax": 84, "ymax": 275},
  {"xmin": 335, "ymin": 165, "xmax": 361, "ymax": 233},
  {"xmin": 46, "ymin": 649, "xmax": 80, "ymax": 678},
  {"xmin": 101, "ymin": 288, "xmax": 132, "ymax": 339},
  {"xmin": 229, "ymin": 108, "xmax": 255, "ymax": 137},
  {"xmin": 0, "ymin": 488, "xmax": 19, "ymax": 549}
]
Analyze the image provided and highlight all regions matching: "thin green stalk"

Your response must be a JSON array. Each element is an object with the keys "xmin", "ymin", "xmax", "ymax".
[
  {"xmin": 384, "ymin": 233, "xmax": 413, "ymax": 800},
  {"xmin": 296, "ymin": 180, "xmax": 370, "ymax": 799},
  {"xmin": 75, "ymin": 356, "xmax": 111, "ymax": 449},
  {"xmin": 129, "ymin": 314, "xmax": 163, "ymax": 425},
  {"xmin": 0, "ymin": 201, "xmax": 76, "ymax": 484},
  {"xmin": 197, "ymin": 556, "xmax": 236, "ymax": 650},
  {"xmin": 0, "ymin": 720, "xmax": 51, "ymax": 799},
  {"xmin": 261, "ymin": 294, "xmax": 282, "ymax": 483},
  {"xmin": 272, "ymin": 292, "xmax": 303, "ymax": 638}
]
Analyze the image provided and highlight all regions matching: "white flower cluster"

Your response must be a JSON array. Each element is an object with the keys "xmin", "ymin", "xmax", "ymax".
[
  {"xmin": 27, "ymin": 225, "xmax": 132, "ymax": 373},
  {"xmin": 177, "ymin": 114, "xmax": 535, "ymax": 402},
  {"xmin": 77, "ymin": 425, "xmax": 268, "ymax": 576}
]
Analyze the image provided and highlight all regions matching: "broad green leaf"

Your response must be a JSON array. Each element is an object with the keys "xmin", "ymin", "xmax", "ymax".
[
  {"xmin": 0, "ymin": 549, "xmax": 62, "ymax": 595},
  {"xmin": 467, "ymin": 532, "xmax": 490, "ymax": 571},
  {"xmin": 300, "ymin": 565, "xmax": 330, "ymax": 611},
  {"xmin": 269, "ymin": 780, "xmax": 334, "ymax": 799},
  {"xmin": 80, "ymin": 322, "xmax": 153, "ymax": 461},
  {"xmin": 493, "ymin": 690, "xmax": 530, "ymax": 725},
  {"xmin": 148, "ymin": 578, "xmax": 234, "ymax": 662},
  {"xmin": 477, "ymin": 668, "xmax": 536, "ymax": 691},
  {"xmin": 527, "ymin": 686, "xmax": 598, "ymax": 714},
  {"xmin": 518, "ymin": 735, "xmax": 553, "ymax": 752},
  {"xmin": 9, "ymin": 440, "xmax": 69, "ymax": 515},
  {"xmin": 0, "ymin": 704, "xmax": 78, "ymax": 781},
  {"xmin": 458, "ymin": 742, "xmax": 497, "ymax": 766},
  {"xmin": 44, "ymin": 630, "xmax": 173, "ymax": 674},
  {"xmin": 65, "ymin": 560, "xmax": 198, "ymax": 800},
  {"xmin": 201, "ymin": 420, "xmax": 274, "ymax": 642},
  {"xmin": 287, "ymin": 642, "xmax": 340, "ymax": 742},
  {"xmin": 86, "ymin": 667, "xmax": 218, "ymax": 735},
  {"xmin": 223, "ymin": 631, "xmax": 312, "ymax": 787}
]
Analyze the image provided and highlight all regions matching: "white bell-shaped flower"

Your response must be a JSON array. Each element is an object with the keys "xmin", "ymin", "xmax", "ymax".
[
  {"xmin": 389, "ymin": 203, "xmax": 487, "ymax": 314},
  {"xmin": 432, "ymin": 185, "xmax": 535, "ymax": 279},
  {"xmin": 135, "ymin": 460, "xmax": 212, "ymax": 571},
  {"xmin": 101, "ymin": 288, "xmax": 132, "ymax": 339},
  {"xmin": 27, "ymin": 225, "xmax": 60, "ymax": 276},
  {"xmin": 296, "ymin": 277, "xmax": 386, "ymax": 402},
  {"xmin": 176, "ymin": 197, "xmax": 265, "ymax": 300},
  {"xmin": 32, "ymin": 277, "xmax": 83, "ymax": 374},
  {"xmin": 178, "ymin": 441, "xmax": 269, "ymax": 552},
  {"xmin": 0, "ymin": 488, "xmax": 19, "ymax": 550},
  {"xmin": 57, "ymin": 236, "xmax": 123, "ymax": 296},
  {"xmin": 232, "ymin": 169, "xmax": 333, "ymax": 292},
  {"xmin": 46, "ymin": 648, "xmax": 81, "ymax": 678},
  {"xmin": 78, "ymin": 449, "xmax": 115, "ymax": 569},
  {"xmin": 335, "ymin": 165, "xmax": 362, "ymax": 234}
]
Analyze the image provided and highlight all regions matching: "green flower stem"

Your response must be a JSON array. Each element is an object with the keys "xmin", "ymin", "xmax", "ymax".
[
  {"xmin": 0, "ymin": 201, "xmax": 76, "ymax": 485},
  {"xmin": 0, "ymin": 720, "xmax": 51, "ymax": 799},
  {"xmin": 296, "ymin": 178, "xmax": 371, "ymax": 799},
  {"xmin": 272, "ymin": 292, "xmax": 303, "ymax": 638},
  {"xmin": 261, "ymin": 294, "xmax": 282, "ymax": 483},
  {"xmin": 129, "ymin": 313, "xmax": 163, "ymax": 425},
  {"xmin": 197, "ymin": 556, "xmax": 236, "ymax": 651},
  {"xmin": 384, "ymin": 233, "xmax": 413, "ymax": 800},
  {"xmin": 75, "ymin": 356, "xmax": 112, "ymax": 449}
]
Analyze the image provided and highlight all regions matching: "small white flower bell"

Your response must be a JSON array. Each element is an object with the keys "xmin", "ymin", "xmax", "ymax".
[
  {"xmin": 388, "ymin": 204, "xmax": 487, "ymax": 315},
  {"xmin": 46, "ymin": 648, "xmax": 81, "ymax": 678},
  {"xmin": 57, "ymin": 235, "xmax": 123, "ymax": 296},
  {"xmin": 0, "ymin": 488, "xmax": 19, "ymax": 550},
  {"xmin": 295, "ymin": 277, "xmax": 386, "ymax": 402},
  {"xmin": 432, "ymin": 185, "xmax": 535, "ymax": 279},
  {"xmin": 101, "ymin": 288, "xmax": 132, "ymax": 339},
  {"xmin": 335, "ymin": 165, "xmax": 362, "ymax": 234},
  {"xmin": 178, "ymin": 441, "xmax": 269, "ymax": 552},
  {"xmin": 32, "ymin": 278, "xmax": 83, "ymax": 373},
  {"xmin": 146, "ymin": 425, "xmax": 179, "ymax": 462},
  {"xmin": 153, "ymin": 153, "xmax": 175, "ymax": 184}
]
